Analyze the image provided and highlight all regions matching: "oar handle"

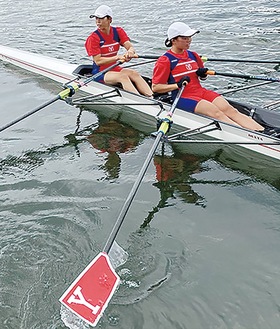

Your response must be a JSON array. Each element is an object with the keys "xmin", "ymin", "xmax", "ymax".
[
  {"xmin": 136, "ymin": 55, "xmax": 159, "ymax": 60},
  {"xmin": 207, "ymin": 70, "xmax": 252, "ymax": 79}
]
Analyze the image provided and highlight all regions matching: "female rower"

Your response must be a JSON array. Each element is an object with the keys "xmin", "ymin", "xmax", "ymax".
[
  {"xmin": 152, "ymin": 22, "xmax": 264, "ymax": 131},
  {"xmin": 85, "ymin": 5, "xmax": 153, "ymax": 97}
]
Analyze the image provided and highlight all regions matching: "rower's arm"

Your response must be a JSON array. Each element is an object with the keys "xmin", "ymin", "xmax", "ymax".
[
  {"xmin": 123, "ymin": 41, "xmax": 137, "ymax": 60},
  {"xmin": 152, "ymin": 83, "xmax": 179, "ymax": 94},
  {"xmin": 92, "ymin": 54, "xmax": 125, "ymax": 66},
  {"xmin": 123, "ymin": 41, "xmax": 135, "ymax": 52}
]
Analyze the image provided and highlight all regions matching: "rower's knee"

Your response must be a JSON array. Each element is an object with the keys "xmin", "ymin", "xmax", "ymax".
[
  {"xmin": 211, "ymin": 109, "xmax": 229, "ymax": 121},
  {"xmin": 121, "ymin": 69, "xmax": 141, "ymax": 80},
  {"xmin": 196, "ymin": 101, "xmax": 223, "ymax": 119},
  {"xmin": 118, "ymin": 73, "xmax": 131, "ymax": 82}
]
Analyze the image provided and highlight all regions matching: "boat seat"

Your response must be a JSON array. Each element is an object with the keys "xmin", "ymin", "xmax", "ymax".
[{"xmin": 72, "ymin": 65, "xmax": 93, "ymax": 77}]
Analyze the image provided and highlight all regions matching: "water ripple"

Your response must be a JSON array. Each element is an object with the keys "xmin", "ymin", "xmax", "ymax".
[{"xmin": 0, "ymin": 0, "xmax": 280, "ymax": 328}]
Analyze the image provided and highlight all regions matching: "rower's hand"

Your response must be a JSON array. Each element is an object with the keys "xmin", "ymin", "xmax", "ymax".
[
  {"xmin": 196, "ymin": 68, "xmax": 208, "ymax": 79},
  {"xmin": 177, "ymin": 76, "xmax": 190, "ymax": 89},
  {"xmin": 117, "ymin": 55, "xmax": 127, "ymax": 63},
  {"xmin": 124, "ymin": 50, "xmax": 137, "ymax": 62}
]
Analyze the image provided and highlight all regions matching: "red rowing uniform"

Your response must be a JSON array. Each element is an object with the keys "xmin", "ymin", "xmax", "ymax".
[
  {"xmin": 85, "ymin": 26, "xmax": 129, "ymax": 72},
  {"xmin": 152, "ymin": 49, "xmax": 219, "ymax": 112}
]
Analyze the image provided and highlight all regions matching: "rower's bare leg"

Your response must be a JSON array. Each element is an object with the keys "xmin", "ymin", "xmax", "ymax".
[
  {"xmin": 213, "ymin": 97, "xmax": 264, "ymax": 131},
  {"xmin": 104, "ymin": 71, "xmax": 139, "ymax": 94},
  {"xmin": 195, "ymin": 100, "xmax": 241, "ymax": 126},
  {"xmin": 121, "ymin": 69, "xmax": 153, "ymax": 97}
]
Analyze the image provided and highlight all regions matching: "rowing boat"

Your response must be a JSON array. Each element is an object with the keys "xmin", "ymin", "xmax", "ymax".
[{"xmin": 0, "ymin": 45, "xmax": 279, "ymax": 160}]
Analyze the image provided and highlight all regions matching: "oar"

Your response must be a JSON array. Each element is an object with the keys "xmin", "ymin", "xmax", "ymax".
[
  {"xmin": 207, "ymin": 70, "xmax": 280, "ymax": 82},
  {"xmin": 221, "ymin": 80, "xmax": 274, "ymax": 95},
  {"xmin": 136, "ymin": 55, "xmax": 159, "ymax": 60},
  {"xmin": 137, "ymin": 55, "xmax": 280, "ymax": 65},
  {"xmin": 123, "ymin": 58, "xmax": 157, "ymax": 69},
  {"xmin": 201, "ymin": 56, "xmax": 280, "ymax": 64},
  {"xmin": 59, "ymin": 83, "xmax": 186, "ymax": 327},
  {"xmin": 0, "ymin": 61, "xmax": 122, "ymax": 133}
]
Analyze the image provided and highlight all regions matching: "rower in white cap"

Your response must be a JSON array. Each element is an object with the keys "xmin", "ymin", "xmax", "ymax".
[{"xmin": 85, "ymin": 5, "xmax": 153, "ymax": 97}]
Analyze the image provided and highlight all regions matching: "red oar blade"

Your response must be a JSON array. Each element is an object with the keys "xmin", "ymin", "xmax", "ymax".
[{"xmin": 59, "ymin": 252, "xmax": 120, "ymax": 327}]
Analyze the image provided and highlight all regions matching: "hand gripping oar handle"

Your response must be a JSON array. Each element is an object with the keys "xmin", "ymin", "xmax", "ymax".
[
  {"xmin": 0, "ymin": 61, "xmax": 122, "ymax": 133},
  {"xmin": 206, "ymin": 70, "xmax": 280, "ymax": 82},
  {"xmin": 103, "ymin": 83, "xmax": 186, "ymax": 254}
]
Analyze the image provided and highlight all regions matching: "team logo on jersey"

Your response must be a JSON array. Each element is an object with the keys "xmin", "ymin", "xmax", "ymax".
[
  {"xmin": 185, "ymin": 63, "xmax": 192, "ymax": 71},
  {"xmin": 109, "ymin": 46, "xmax": 114, "ymax": 52}
]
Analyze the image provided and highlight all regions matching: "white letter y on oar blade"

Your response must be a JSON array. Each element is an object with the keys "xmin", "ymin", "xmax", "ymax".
[
  {"xmin": 67, "ymin": 286, "xmax": 101, "ymax": 315},
  {"xmin": 59, "ymin": 252, "xmax": 120, "ymax": 327}
]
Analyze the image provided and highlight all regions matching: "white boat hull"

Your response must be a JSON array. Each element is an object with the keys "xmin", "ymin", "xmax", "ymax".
[{"xmin": 0, "ymin": 45, "xmax": 279, "ymax": 160}]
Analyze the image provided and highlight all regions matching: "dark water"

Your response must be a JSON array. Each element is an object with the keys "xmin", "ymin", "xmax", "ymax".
[{"xmin": 0, "ymin": 1, "xmax": 280, "ymax": 328}]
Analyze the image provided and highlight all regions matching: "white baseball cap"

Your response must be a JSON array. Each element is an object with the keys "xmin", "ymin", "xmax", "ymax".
[
  {"xmin": 89, "ymin": 5, "xmax": 113, "ymax": 19},
  {"xmin": 167, "ymin": 22, "xmax": 199, "ymax": 40}
]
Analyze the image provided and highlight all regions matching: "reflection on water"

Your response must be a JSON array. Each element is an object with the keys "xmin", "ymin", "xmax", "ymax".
[
  {"xmin": 87, "ymin": 119, "xmax": 143, "ymax": 180},
  {"xmin": 141, "ymin": 151, "xmax": 206, "ymax": 228},
  {"xmin": 0, "ymin": 151, "xmax": 44, "ymax": 177}
]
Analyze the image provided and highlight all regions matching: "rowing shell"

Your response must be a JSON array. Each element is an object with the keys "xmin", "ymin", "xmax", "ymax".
[{"xmin": 0, "ymin": 45, "xmax": 279, "ymax": 160}]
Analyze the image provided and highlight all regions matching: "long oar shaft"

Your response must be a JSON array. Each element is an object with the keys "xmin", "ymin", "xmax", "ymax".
[
  {"xmin": 201, "ymin": 56, "xmax": 280, "ymax": 64},
  {"xmin": 0, "ymin": 61, "xmax": 122, "ymax": 133},
  {"xmin": 103, "ymin": 132, "xmax": 162, "ymax": 254},
  {"xmin": 207, "ymin": 70, "xmax": 280, "ymax": 82},
  {"xmin": 221, "ymin": 80, "xmax": 274, "ymax": 95},
  {"xmin": 0, "ymin": 95, "xmax": 60, "ymax": 132},
  {"xmin": 103, "ymin": 85, "xmax": 185, "ymax": 254}
]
